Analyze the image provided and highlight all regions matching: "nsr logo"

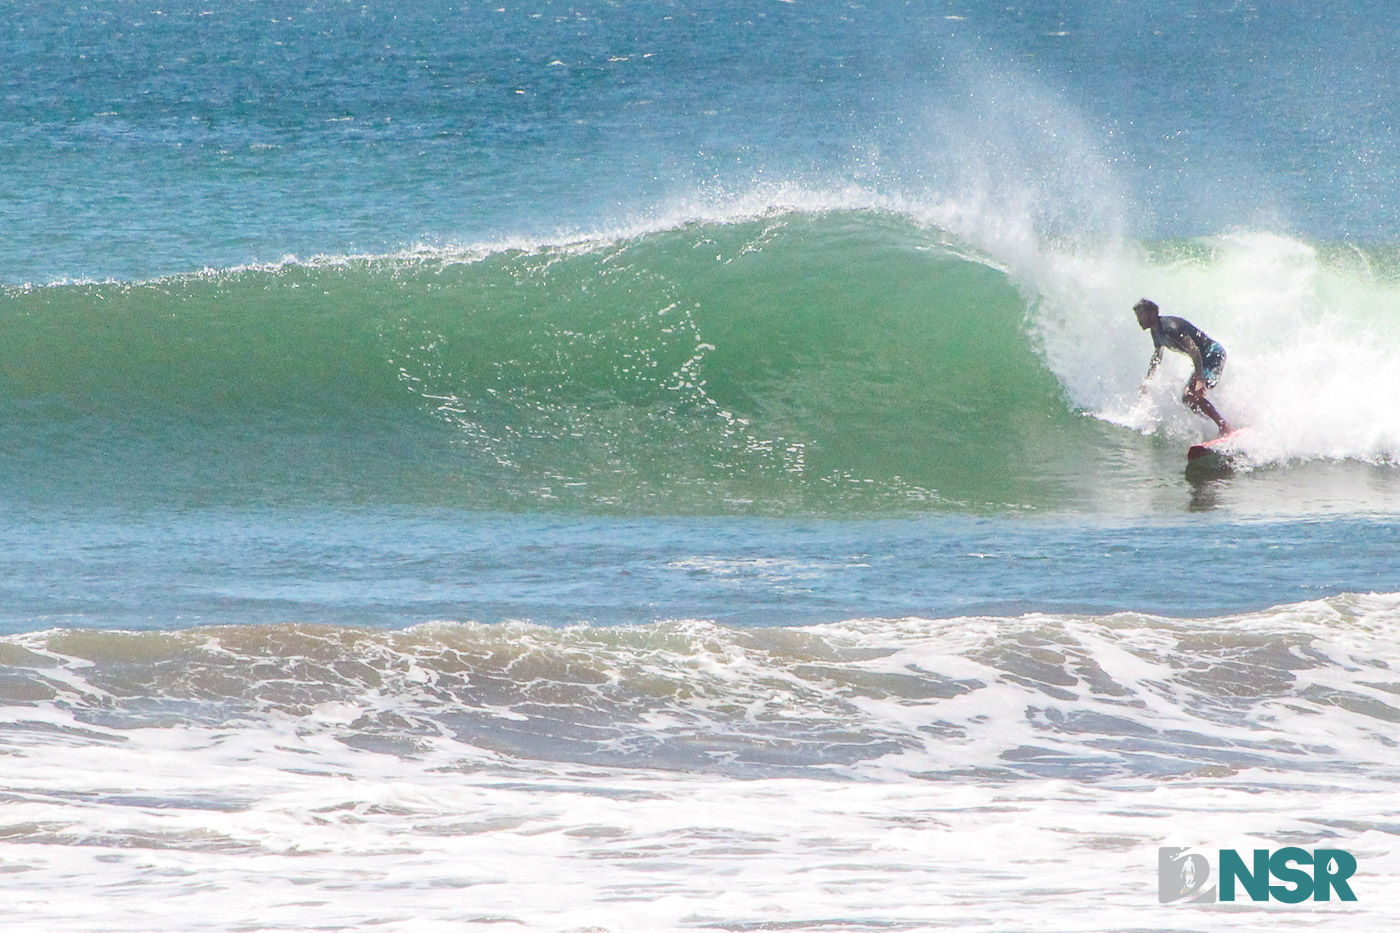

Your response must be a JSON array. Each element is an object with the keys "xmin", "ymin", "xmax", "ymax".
[{"xmin": 1159, "ymin": 847, "xmax": 1358, "ymax": 904}]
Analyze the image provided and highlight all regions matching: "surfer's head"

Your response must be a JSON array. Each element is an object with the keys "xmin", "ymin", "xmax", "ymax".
[{"xmin": 1133, "ymin": 298, "xmax": 1160, "ymax": 329}]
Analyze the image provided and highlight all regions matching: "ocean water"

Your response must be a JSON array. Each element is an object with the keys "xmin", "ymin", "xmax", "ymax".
[{"xmin": 4, "ymin": 2, "xmax": 1400, "ymax": 930}]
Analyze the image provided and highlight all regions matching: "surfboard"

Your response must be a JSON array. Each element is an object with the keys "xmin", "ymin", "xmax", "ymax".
[{"xmin": 1186, "ymin": 427, "xmax": 1248, "ymax": 472}]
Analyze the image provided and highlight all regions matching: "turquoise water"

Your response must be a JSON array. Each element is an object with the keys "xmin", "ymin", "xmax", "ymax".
[
  {"xmin": 6, "ymin": 213, "xmax": 1400, "ymax": 515},
  {"xmin": 4, "ymin": 3, "xmax": 1400, "ymax": 930}
]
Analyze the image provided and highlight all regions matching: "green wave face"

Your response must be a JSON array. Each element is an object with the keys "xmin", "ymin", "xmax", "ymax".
[{"xmin": 0, "ymin": 211, "xmax": 1139, "ymax": 514}]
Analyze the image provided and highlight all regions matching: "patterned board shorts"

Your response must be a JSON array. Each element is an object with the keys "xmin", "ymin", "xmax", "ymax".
[{"xmin": 1201, "ymin": 341, "xmax": 1226, "ymax": 388}]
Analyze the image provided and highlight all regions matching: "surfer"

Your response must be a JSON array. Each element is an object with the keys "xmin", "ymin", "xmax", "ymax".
[{"xmin": 1133, "ymin": 299, "xmax": 1232, "ymax": 436}]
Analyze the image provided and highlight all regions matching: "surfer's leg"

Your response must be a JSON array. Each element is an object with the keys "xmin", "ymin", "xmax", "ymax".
[{"xmin": 1184, "ymin": 377, "xmax": 1231, "ymax": 436}]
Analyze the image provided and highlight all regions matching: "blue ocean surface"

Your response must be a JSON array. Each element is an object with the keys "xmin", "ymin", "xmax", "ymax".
[
  {"xmin": 0, "ymin": 508, "xmax": 1397, "ymax": 634},
  {"xmin": 3, "ymin": 2, "xmax": 1400, "ymax": 931}
]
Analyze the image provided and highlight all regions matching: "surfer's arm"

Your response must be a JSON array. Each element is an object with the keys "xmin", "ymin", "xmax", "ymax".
[
  {"xmin": 1143, "ymin": 347, "xmax": 1163, "ymax": 382},
  {"xmin": 1177, "ymin": 334, "xmax": 1206, "ymax": 378}
]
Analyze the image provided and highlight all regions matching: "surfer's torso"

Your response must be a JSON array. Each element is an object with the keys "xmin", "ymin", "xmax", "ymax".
[{"xmin": 1153, "ymin": 315, "xmax": 1226, "ymax": 386}]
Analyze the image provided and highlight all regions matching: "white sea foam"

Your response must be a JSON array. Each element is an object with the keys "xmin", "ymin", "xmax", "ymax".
[
  {"xmin": 960, "ymin": 224, "xmax": 1400, "ymax": 466},
  {"xmin": 4, "ymin": 600, "xmax": 1400, "ymax": 930},
  {"xmin": 1, "ymin": 692, "xmax": 1396, "ymax": 932}
]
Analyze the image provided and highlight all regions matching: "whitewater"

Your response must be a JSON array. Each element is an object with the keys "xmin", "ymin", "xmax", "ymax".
[
  {"xmin": 6, "ymin": 599, "xmax": 1400, "ymax": 931},
  {"xmin": 4, "ymin": 1, "xmax": 1400, "ymax": 931}
]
